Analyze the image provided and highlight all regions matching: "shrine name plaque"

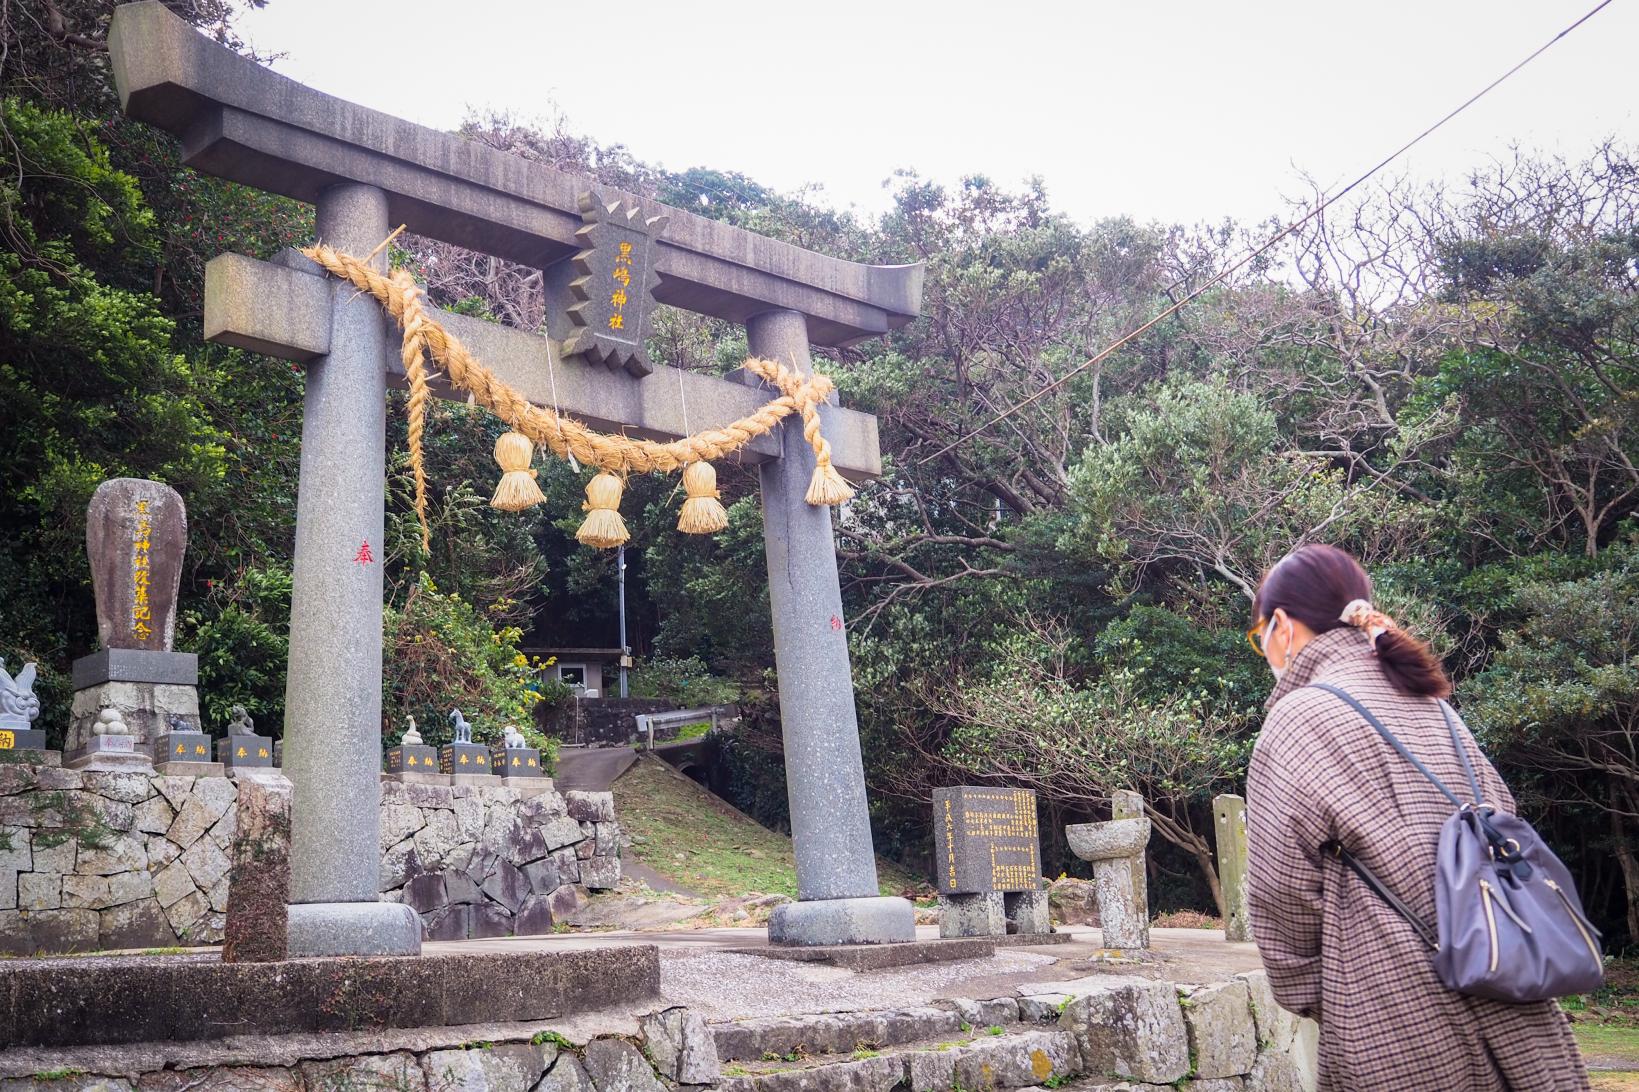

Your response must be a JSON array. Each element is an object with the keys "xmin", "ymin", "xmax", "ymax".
[{"xmin": 932, "ymin": 786, "xmax": 1042, "ymax": 894}]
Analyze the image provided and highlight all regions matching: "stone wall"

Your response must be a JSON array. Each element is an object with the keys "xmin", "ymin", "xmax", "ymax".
[
  {"xmin": 379, "ymin": 780, "xmax": 622, "ymax": 940},
  {"xmin": 0, "ymin": 970, "xmax": 1317, "ymax": 1090},
  {"xmin": 0, "ymin": 761, "xmax": 623, "ymax": 955},
  {"xmin": 0, "ymin": 763, "xmax": 240, "ymax": 954},
  {"xmin": 539, "ymin": 697, "xmax": 673, "ymax": 745}
]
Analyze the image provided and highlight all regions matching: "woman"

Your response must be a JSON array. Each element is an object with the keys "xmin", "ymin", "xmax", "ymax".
[{"xmin": 1245, "ymin": 544, "xmax": 1588, "ymax": 1090}]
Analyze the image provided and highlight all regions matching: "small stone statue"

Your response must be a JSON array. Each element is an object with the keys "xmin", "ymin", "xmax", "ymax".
[
  {"xmin": 167, "ymin": 713, "xmax": 191, "ymax": 733},
  {"xmin": 502, "ymin": 724, "xmax": 526, "ymax": 749},
  {"xmin": 449, "ymin": 709, "xmax": 473, "ymax": 743},
  {"xmin": 402, "ymin": 715, "xmax": 423, "ymax": 746},
  {"xmin": 227, "ymin": 704, "xmax": 255, "ymax": 736},
  {"xmin": 0, "ymin": 658, "xmax": 41, "ymax": 732},
  {"xmin": 91, "ymin": 706, "xmax": 130, "ymax": 737}
]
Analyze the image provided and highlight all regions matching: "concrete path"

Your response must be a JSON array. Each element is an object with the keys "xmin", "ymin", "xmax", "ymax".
[
  {"xmin": 554, "ymin": 744, "xmax": 638, "ymax": 792},
  {"xmin": 425, "ymin": 925, "xmax": 1263, "ymax": 1021}
]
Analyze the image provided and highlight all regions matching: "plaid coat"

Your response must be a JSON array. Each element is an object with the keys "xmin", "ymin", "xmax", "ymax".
[{"xmin": 1246, "ymin": 627, "xmax": 1588, "ymax": 1091}]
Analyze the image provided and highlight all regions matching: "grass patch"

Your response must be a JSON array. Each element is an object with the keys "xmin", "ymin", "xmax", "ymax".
[
  {"xmin": 1592, "ymin": 1074, "xmax": 1639, "ymax": 1092},
  {"xmin": 1577, "ymin": 1024, "xmax": 1639, "ymax": 1059},
  {"xmin": 1152, "ymin": 909, "xmax": 1222, "ymax": 930},
  {"xmin": 611, "ymin": 755, "xmax": 920, "ymax": 898}
]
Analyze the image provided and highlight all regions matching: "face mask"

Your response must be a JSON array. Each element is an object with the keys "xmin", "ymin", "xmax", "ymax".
[{"xmin": 1266, "ymin": 617, "xmax": 1291, "ymax": 681}]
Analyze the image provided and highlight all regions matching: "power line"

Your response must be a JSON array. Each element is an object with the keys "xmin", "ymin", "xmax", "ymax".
[{"xmin": 916, "ymin": 0, "xmax": 1617, "ymax": 468}]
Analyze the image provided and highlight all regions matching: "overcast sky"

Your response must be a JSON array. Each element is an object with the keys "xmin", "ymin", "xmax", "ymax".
[{"xmin": 236, "ymin": 1, "xmax": 1635, "ymax": 230}]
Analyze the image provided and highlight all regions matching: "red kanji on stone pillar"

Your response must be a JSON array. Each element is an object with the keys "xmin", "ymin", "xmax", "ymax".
[{"xmin": 353, "ymin": 539, "xmax": 374, "ymax": 565}]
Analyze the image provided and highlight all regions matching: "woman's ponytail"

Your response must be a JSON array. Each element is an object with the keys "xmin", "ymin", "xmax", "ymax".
[
  {"xmin": 1255, "ymin": 545, "xmax": 1452, "ymax": 699},
  {"xmin": 1372, "ymin": 629, "xmax": 1452, "ymax": 699}
]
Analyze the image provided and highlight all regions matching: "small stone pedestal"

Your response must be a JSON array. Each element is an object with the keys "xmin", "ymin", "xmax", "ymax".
[
  {"xmin": 68, "ymin": 648, "xmax": 200, "ymax": 752},
  {"xmin": 217, "ymin": 734, "xmax": 275, "ymax": 769},
  {"xmin": 384, "ymin": 741, "xmax": 440, "ymax": 780},
  {"xmin": 0, "ymin": 729, "xmax": 48, "ymax": 754},
  {"xmin": 441, "ymin": 742, "xmax": 498, "ymax": 784},
  {"xmin": 154, "ymin": 729, "xmax": 222, "ymax": 775},
  {"xmin": 65, "ymin": 733, "xmax": 154, "ymax": 772},
  {"xmin": 495, "ymin": 746, "xmax": 544, "ymax": 778},
  {"xmin": 1065, "ymin": 816, "xmax": 1152, "ymax": 949}
]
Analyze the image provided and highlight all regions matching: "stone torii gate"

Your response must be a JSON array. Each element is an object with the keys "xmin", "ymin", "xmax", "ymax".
[{"xmin": 109, "ymin": 2, "xmax": 924, "ymax": 956}]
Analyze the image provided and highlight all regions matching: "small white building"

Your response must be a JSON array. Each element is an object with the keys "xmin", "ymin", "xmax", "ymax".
[{"xmin": 525, "ymin": 647, "xmax": 626, "ymax": 699}]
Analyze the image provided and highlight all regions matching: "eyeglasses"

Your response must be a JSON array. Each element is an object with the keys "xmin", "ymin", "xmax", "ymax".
[{"xmin": 1246, "ymin": 620, "xmax": 1268, "ymax": 656}]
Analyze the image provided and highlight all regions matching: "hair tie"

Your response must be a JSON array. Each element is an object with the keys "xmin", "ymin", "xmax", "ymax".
[{"xmin": 1340, "ymin": 598, "xmax": 1395, "ymax": 649}]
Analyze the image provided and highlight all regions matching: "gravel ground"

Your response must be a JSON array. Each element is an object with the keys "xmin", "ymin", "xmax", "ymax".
[{"xmin": 658, "ymin": 949, "xmax": 1062, "ymax": 1021}]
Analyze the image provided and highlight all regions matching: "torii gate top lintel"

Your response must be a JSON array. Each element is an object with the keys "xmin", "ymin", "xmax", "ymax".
[{"xmin": 108, "ymin": 2, "xmax": 924, "ymax": 348}]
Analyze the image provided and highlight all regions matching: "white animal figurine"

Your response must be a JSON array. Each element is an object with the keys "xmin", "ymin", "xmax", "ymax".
[
  {"xmin": 0, "ymin": 658, "xmax": 40, "ymax": 732},
  {"xmin": 402, "ymin": 715, "xmax": 423, "ymax": 746},
  {"xmin": 502, "ymin": 724, "xmax": 527, "ymax": 750}
]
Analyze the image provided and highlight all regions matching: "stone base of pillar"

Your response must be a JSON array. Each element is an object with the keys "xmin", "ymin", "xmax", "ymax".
[
  {"xmin": 1004, "ymin": 889, "xmax": 1052, "ymax": 935},
  {"xmin": 939, "ymin": 892, "xmax": 1004, "ymax": 938},
  {"xmin": 287, "ymin": 901, "xmax": 422, "ymax": 957},
  {"xmin": 768, "ymin": 896, "xmax": 916, "ymax": 947}
]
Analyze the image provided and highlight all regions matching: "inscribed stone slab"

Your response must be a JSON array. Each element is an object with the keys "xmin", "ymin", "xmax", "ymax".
[
  {"xmin": 932, "ymin": 786, "xmax": 1042, "ymax": 894},
  {"xmin": 86, "ymin": 478, "xmax": 187, "ymax": 651}
]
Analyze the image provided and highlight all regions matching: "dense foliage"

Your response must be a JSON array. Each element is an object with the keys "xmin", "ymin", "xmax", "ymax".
[{"xmin": 5, "ymin": 3, "xmax": 1638, "ymax": 943}]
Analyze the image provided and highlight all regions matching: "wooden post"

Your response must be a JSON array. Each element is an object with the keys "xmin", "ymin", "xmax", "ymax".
[{"xmin": 1214, "ymin": 793, "xmax": 1252, "ymax": 942}]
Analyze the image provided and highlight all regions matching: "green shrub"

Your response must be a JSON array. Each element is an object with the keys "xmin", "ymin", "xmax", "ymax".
[
  {"xmin": 382, "ymin": 574, "xmax": 557, "ymax": 772},
  {"xmin": 629, "ymin": 655, "xmax": 739, "ymax": 707},
  {"xmin": 187, "ymin": 564, "xmax": 292, "ymax": 736}
]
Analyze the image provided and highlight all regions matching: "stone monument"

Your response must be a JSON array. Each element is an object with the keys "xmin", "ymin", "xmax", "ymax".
[
  {"xmin": 216, "ymin": 704, "xmax": 275, "ymax": 769},
  {"xmin": 931, "ymin": 786, "xmax": 1051, "ymax": 938},
  {"xmin": 0, "ymin": 659, "xmax": 47, "ymax": 753},
  {"xmin": 1065, "ymin": 798, "xmax": 1153, "ymax": 949},
  {"xmin": 384, "ymin": 715, "xmax": 441, "ymax": 782},
  {"xmin": 441, "ymin": 710, "xmax": 497, "ymax": 785},
  {"xmin": 69, "ymin": 478, "xmax": 202, "ymax": 751},
  {"xmin": 109, "ymin": 0, "xmax": 925, "ymax": 954},
  {"xmin": 1214, "ymin": 793, "xmax": 1252, "ymax": 943}
]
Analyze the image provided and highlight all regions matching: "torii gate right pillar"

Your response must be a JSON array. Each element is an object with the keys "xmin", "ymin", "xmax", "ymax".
[{"xmin": 747, "ymin": 310, "xmax": 915, "ymax": 946}]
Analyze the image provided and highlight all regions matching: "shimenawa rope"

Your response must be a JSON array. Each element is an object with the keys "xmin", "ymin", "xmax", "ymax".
[{"xmin": 300, "ymin": 244, "xmax": 854, "ymax": 550}]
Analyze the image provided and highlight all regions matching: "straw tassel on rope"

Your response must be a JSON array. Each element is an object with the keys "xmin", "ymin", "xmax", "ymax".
[
  {"xmin": 801, "ymin": 402, "xmax": 855, "ymax": 506},
  {"xmin": 576, "ymin": 471, "xmax": 629, "ymax": 549},
  {"xmin": 677, "ymin": 461, "xmax": 729, "ymax": 534},
  {"xmin": 490, "ymin": 431, "xmax": 546, "ymax": 512}
]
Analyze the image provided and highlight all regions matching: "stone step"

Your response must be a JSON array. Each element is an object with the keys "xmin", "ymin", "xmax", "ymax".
[
  {"xmin": 711, "ymin": 1006, "xmax": 966, "ymax": 1061},
  {"xmin": 714, "ymin": 1025, "xmax": 1082, "ymax": 1092}
]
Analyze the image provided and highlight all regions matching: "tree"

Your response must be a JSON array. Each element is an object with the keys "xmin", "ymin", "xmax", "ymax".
[{"xmin": 1464, "ymin": 540, "xmax": 1639, "ymax": 938}]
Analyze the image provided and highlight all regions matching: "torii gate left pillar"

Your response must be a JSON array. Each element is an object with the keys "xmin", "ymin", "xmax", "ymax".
[
  {"xmin": 281, "ymin": 183, "xmax": 420, "ymax": 955},
  {"xmin": 110, "ymin": 0, "xmax": 925, "ymax": 955}
]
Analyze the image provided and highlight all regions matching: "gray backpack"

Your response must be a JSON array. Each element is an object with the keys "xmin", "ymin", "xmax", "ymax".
[{"xmin": 1310, "ymin": 684, "xmax": 1605, "ymax": 1003}]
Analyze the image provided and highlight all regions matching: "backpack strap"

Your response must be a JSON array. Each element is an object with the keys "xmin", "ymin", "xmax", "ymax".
[
  {"xmin": 1438, "ymin": 700, "xmax": 1485, "ymax": 807},
  {"xmin": 1319, "ymin": 839, "xmax": 1440, "ymax": 951},
  {"xmin": 1306, "ymin": 683, "xmax": 1468, "ymax": 807}
]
